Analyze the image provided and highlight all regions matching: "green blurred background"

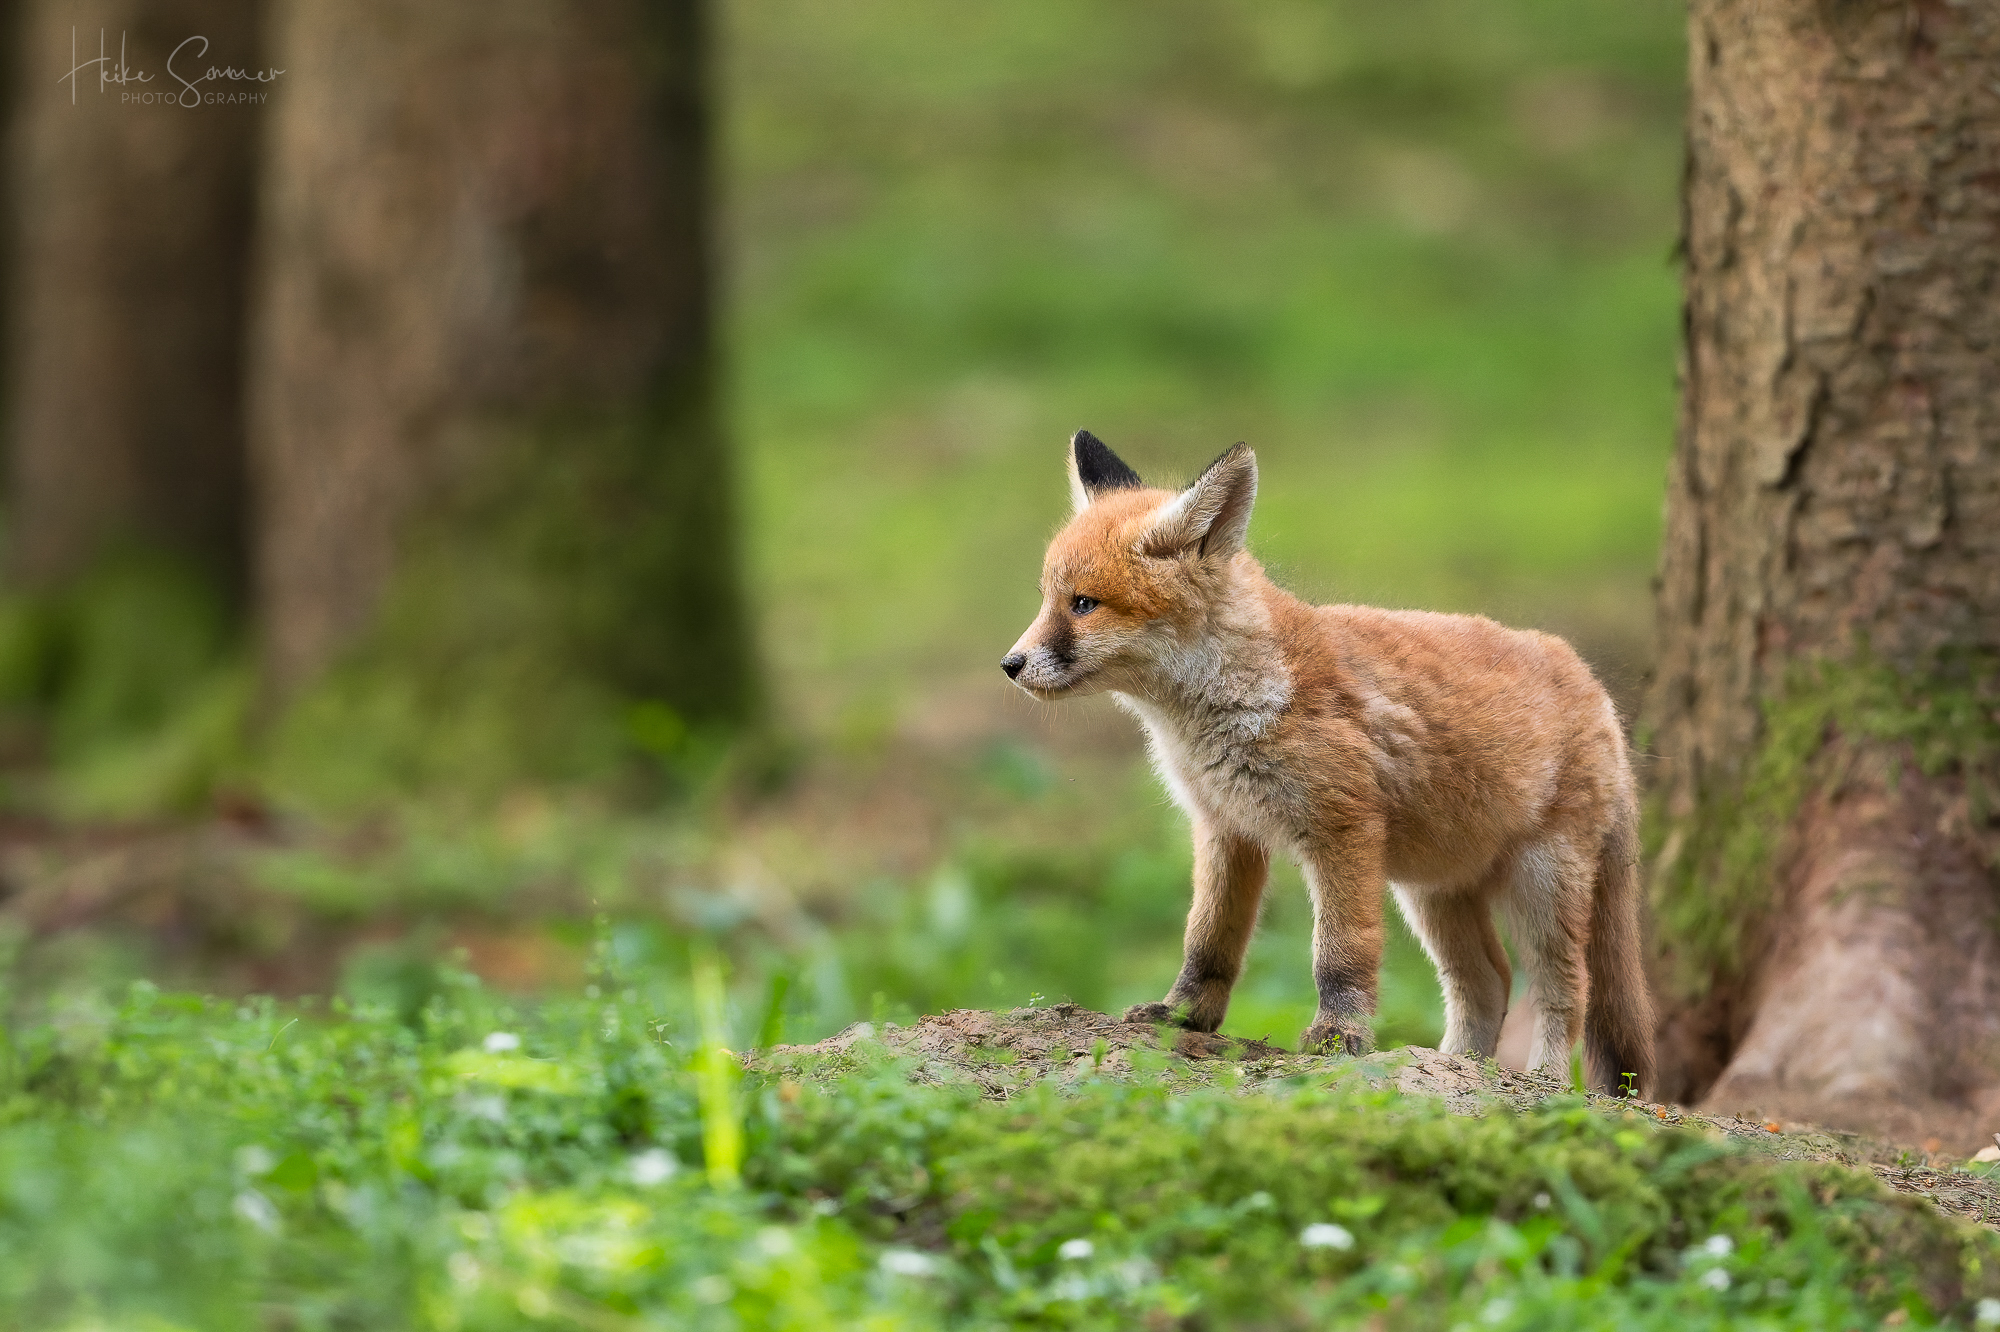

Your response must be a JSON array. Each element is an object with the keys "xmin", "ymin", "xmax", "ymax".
[
  {"xmin": 722, "ymin": 0, "xmax": 1681, "ymax": 1046},
  {"xmin": 736, "ymin": 0, "xmax": 1681, "ymax": 723},
  {"xmin": 0, "ymin": 0, "xmax": 1687, "ymax": 1055}
]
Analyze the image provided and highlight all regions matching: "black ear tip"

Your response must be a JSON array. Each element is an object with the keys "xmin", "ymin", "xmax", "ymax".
[{"xmin": 1071, "ymin": 429, "xmax": 1143, "ymax": 492}]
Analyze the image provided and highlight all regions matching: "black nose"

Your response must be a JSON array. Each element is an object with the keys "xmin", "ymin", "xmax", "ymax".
[{"xmin": 1001, "ymin": 653, "xmax": 1027, "ymax": 679}]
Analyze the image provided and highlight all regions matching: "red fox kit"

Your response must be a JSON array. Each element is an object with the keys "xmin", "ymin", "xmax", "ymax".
[{"xmin": 1003, "ymin": 431, "xmax": 1654, "ymax": 1094}]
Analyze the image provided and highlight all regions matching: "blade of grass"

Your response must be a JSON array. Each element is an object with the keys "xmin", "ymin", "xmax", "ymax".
[
  {"xmin": 756, "ymin": 970, "xmax": 793, "ymax": 1050},
  {"xmin": 691, "ymin": 944, "xmax": 742, "ymax": 1189}
]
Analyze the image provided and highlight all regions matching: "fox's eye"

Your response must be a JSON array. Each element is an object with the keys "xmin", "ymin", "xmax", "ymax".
[{"xmin": 1071, "ymin": 595, "xmax": 1098, "ymax": 616}]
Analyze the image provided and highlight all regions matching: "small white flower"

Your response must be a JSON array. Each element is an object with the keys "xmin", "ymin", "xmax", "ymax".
[
  {"xmin": 1976, "ymin": 1297, "xmax": 2000, "ymax": 1328},
  {"xmin": 627, "ymin": 1148, "xmax": 678, "ymax": 1185},
  {"xmin": 483, "ymin": 1031, "xmax": 521, "ymax": 1053},
  {"xmin": 1300, "ymin": 1222, "xmax": 1355, "ymax": 1251},
  {"xmin": 1059, "ymin": 1238, "xmax": 1095, "ymax": 1261},
  {"xmin": 461, "ymin": 1093, "xmax": 508, "ymax": 1124},
  {"xmin": 879, "ymin": 1248, "xmax": 941, "ymax": 1277},
  {"xmin": 1115, "ymin": 1257, "xmax": 1159, "ymax": 1289},
  {"xmin": 1698, "ymin": 1267, "xmax": 1730, "ymax": 1292},
  {"xmin": 1051, "ymin": 1273, "xmax": 1093, "ymax": 1301},
  {"xmin": 1532, "ymin": 1192, "xmax": 1552, "ymax": 1210},
  {"xmin": 1702, "ymin": 1233, "xmax": 1735, "ymax": 1258},
  {"xmin": 233, "ymin": 1189, "xmax": 280, "ymax": 1234}
]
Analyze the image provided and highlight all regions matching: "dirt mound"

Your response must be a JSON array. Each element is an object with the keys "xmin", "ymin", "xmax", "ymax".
[
  {"xmin": 754, "ymin": 1003, "xmax": 2000, "ymax": 1230},
  {"xmin": 759, "ymin": 1001, "xmax": 1580, "ymax": 1112},
  {"xmin": 762, "ymin": 1001, "xmax": 1288, "ymax": 1094}
]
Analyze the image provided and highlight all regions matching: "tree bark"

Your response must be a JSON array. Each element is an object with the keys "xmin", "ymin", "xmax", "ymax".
[
  {"xmin": 6, "ymin": 0, "xmax": 259, "ymax": 595},
  {"xmin": 1648, "ymin": 0, "xmax": 2000, "ymax": 1144},
  {"xmin": 248, "ymin": 0, "xmax": 751, "ymax": 725}
]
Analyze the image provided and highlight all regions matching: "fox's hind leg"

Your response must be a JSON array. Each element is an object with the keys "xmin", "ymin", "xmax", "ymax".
[
  {"xmin": 1392, "ymin": 882, "xmax": 1510, "ymax": 1059},
  {"xmin": 1123, "ymin": 822, "xmax": 1268, "ymax": 1033},
  {"xmin": 1499, "ymin": 837, "xmax": 1593, "ymax": 1077}
]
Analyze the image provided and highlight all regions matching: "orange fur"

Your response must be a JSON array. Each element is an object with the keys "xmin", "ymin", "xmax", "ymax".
[{"xmin": 1005, "ymin": 433, "xmax": 1655, "ymax": 1094}]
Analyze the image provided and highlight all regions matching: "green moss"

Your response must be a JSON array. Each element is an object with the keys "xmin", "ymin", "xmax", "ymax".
[{"xmin": 1652, "ymin": 653, "xmax": 2000, "ymax": 998}]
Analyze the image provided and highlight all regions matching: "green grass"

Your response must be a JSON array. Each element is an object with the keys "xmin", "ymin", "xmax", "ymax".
[{"xmin": 2, "ymin": 975, "xmax": 1995, "ymax": 1330}]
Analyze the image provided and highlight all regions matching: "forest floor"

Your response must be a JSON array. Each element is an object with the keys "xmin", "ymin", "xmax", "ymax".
[
  {"xmin": 8, "ymin": 789, "xmax": 2000, "ymax": 1327},
  {"xmin": 19, "ymin": 971, "xmax": 2000, "ymax": 1328},
  {"xmin": 761, "ymin": 1003, "xmax": 2000, "ymax": 1232}
]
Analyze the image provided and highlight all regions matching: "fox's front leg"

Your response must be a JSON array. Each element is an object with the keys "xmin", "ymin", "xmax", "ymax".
[
  {"xmin": 1123, "ymin": 824, "xmax": 1268, "ymax": 1032},
  {"xmin": 1298, "ymin": 831, "xmax": 1387, "ymax": 1056}
]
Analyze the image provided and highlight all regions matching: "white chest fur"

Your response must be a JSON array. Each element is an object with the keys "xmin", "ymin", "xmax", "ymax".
[{"xmin": 1113, "ymin": 656, "xmax": 1297, "ymax": 844}]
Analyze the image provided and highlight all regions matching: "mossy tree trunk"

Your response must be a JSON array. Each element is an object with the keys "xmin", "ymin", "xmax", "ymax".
[
  {"xmin": 1647, "ymin": 0, "xmax": 2000, "ymax": 1141},
  {"xmin": 6, "ymin": 0, "xmax": 259, "ymax": 597},
  {"xmin": 248, "ymin": 0, "xmax": 752, "ymax": 774}
]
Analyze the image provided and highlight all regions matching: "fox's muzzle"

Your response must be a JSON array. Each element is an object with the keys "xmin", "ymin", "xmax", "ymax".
[{"xmin": 1003, "ymin": 607, "xmax": 1090, "ymax": 695}]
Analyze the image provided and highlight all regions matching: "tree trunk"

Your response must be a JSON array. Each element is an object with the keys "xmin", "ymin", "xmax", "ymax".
[
  {"xmin": 248, "ymin": 0, "xmax": 751, "ymax": 742},
  {"xmin": 1647, "ymin": 0, "xmax": 2000, "ymax": 1146},
  {"xmin": 6, "ymin": 0, "xmax": 258, "ymax": 595}
]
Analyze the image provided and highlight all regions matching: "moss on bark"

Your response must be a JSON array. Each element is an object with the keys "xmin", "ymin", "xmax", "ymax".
[
  {"xmin": 262, "ymin": 392, "xmax": 758, "ymax": 810},
  {"xmin": 1649, "ymin": 653, "xmax": 2000, "ymax": 1000}
]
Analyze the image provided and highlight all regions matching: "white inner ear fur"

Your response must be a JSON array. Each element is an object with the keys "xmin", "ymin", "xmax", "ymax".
[
  {"xmin": 1067, "ymin": 449, "xmax": 1091, "ymax": 515},
  {"xmin": 1142, "ymin": 448, "xmax": 1257, "ymax": 558}
]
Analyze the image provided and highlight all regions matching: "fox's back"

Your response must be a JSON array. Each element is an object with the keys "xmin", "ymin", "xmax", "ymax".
[
  {"xmin": 1261, "ymin": 597, "xmax": 1631, "ymax": 881},
  {"xmin": 1315, "ymin": 603, "xmax": 1616, "ymax": 754}
]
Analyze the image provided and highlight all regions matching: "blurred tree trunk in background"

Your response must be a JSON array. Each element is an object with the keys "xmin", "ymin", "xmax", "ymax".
[
  {"xmin": 1646, "ymin": 0, "xmax": 2000, "ymax": 1139},
  {"xmin": 249, "ymin": 0, "xmax": 752, "ymax": 750},
  {"xmin": 6, "ymin": 0, "xmax": 258, "ymax": 596}
]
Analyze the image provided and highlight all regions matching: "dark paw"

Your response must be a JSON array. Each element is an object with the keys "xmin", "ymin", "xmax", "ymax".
[
  {"xmin": 1300, "ymin": 1019, "xmax": 1373, "ymax": 1057},
  {"xmin": 1122, "ymin": 1000, "xmax": 1190, "ymax": 1028}
]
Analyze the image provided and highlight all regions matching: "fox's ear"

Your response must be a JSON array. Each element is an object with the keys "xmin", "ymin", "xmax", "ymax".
[
  {"xmin": 1068, "ymin": 429, "xmax": 1143, "ymax": 513},
  {"xmin": 1141, "ymin": 444, "xmax": 1257, "ymax": 560}
]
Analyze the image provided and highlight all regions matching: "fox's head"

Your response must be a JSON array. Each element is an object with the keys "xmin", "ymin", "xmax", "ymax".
[{"xmin": 1002, "ymin": 430, "xmax": 1258, "ymax": 699}]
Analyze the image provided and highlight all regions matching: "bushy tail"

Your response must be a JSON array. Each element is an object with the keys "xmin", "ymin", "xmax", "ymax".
[{"xmin": 1585, "ymin": 810, "xmax": 1656, "ymax": 1097}]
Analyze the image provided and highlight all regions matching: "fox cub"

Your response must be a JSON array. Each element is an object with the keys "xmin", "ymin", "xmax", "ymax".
[{"xmin": 1002, "ymin": 431, "xmax": 1654, "ymax": 1094}]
